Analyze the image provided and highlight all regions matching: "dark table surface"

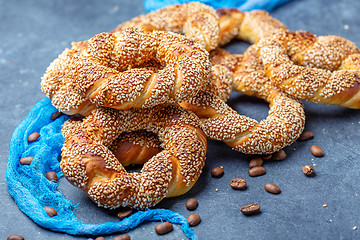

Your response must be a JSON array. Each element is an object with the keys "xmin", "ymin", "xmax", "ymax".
[{"xmin": 1, "ymin": 0, "xmax": 360, "ymax": 239}]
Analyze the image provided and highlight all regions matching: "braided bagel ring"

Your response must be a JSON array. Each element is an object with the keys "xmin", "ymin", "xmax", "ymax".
[
  {"xmin": 41, "ymin": 28, "xmax": 211, "ymax": 116},
  {"xmin": 62, "ymin": 118, "xmax": 161, "ymax": 166},
  {"xmin": 178, "ymin": 49, "xmax": 305, "ymax": 154},
  {"xmin": 258, "ymin": 30, "xmax": 360, "ymax": 108},
  {"xmin": 61, "ymin": 104, "xmax": 207, "ymax": 209},
  {"xmin": 216, "ymin": 8, "xmax": 287, "ymax": 46},
  {"xmin": 111, "ymin": 2, "xmax": 219, "ymax": 51}
]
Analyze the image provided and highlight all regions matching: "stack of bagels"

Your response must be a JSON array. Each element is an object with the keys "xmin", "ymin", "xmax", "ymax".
[{"xmin": 40, "ymin": 2, "xmax": 360, "ymax": 209}]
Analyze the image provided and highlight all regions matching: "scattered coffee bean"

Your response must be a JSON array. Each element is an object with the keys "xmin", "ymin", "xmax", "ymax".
[
  {"xmin": 95, "ymin": 237, "xmax": 105, "ymax": 240},
  {"xmin": 211, "ymin": 166, "xmax": 224, "ymax": 178},
  {"xmin": 264, "ymin": 183, "xmax": 281, "ymax": 194},
  {"xmin": 50, "ymin": 111, "xmax": 62, "ymax": 121},
  {"xmin": 249, "ymin": 157, "xmax": 263, "ymax": 168},
  {"xmin": 353, "ymin": 226, "xmax": 357, "ymax": 231},
  {"xmin": 7, "ymin": 234, "xmax": 24, "ymax": 240},
  {"xmin": 113, "ymin": 234, "xmax": 131, "ymax": 240},
  {"xmin": 43, "ymin": 206, "xmax": 57, "ymax": 217},
  {"xmin": 310, "ymin": 145, "xmax": 324, "ymax": 157},
  {"xmin": 155, "ymin": 222, "xmax": 173, "ymax": 235},
  {"xmin": 187, "ymin": 214, "xmax": 201, "ymax": 227},
  {"xmin": 302, "ymin": 165, "xmax": 315, "ymax": 176},
  {"xmin": 262, "ymin": 154, "xmax": 272, "ymax": 160},
  {"xmin": 298, "ymin": 131, "xmax": 314, "ymax": 141},
  {"xmin": 248, "ymin": 166, "xmax": 266, "ymax": 177},
  {"xmin": 186, "ymin": 198, "xmax": 198, "ymax": 211},
  {"xmin": 230, "ymin": 178, "xmax": 247, "ymax": 190},
  {"xmin": 240, "ymin": 203, "xmax": 260, "ymax": 215},
  {"xmin": 28, "ymin": 132, "xmax": 40, "ymax": 142},
  {"xmin": 117, "ymin": 208, "xmax": 133, "ymax": 220},
  {"xmin": 20, "ymin": 156, "xmax": 34, "ymax": 165},
  {"xmin": 272, "ymin": 150, "xmax": 286, "ymax": 161},
  {"xmin": 46, "ymin": 171, "xmax": 58, "ymax": 182}
]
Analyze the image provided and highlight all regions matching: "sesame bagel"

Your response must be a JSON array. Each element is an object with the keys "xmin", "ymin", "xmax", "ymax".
[
  {"xmin": 41, "ymin": 28, "xmax": 212, "ymax": 116},
  {"xmin": 61, "ymin": 104, "xmax": 207, "ymax": 209},
  {"xmin": 258, "ymin": 30, "xmax": 360, "ymax": 109},
  {"xmin": 180, "ymin": 49, "xmax": 305, "ymax": 154},
  {"xmin": 111, "ymin": 2, "xmax": 219, "ymax": 51}
]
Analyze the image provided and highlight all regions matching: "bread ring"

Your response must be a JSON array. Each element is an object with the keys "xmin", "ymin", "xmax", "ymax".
[
  {"xmin": 258, "ymin": 30, "xmax": 360, "ymax": 108},
  {"xmin": 41, "ymin": 28, "xmax": 212, "ymax": 115},
  {"xmin": 179, "ymin": 48, "xmax": 305, "ymax": 154},
  {"xmin": 111, "ymin": 2, "xmax": 219, "ymax": 51},
  {"xmin": 62, "ymin": 118, "xmax": 161, "ymax": 166},
  {"xmin": 216, "ymin": 8, "xmax": 287, "ymax": 46},
  {"xmin": 60, "ymin": 104, "xmax": 207, "ymax": 209}
]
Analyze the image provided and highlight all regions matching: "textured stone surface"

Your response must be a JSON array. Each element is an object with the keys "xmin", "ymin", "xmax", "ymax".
[{"xmin": 1, "ymin": 0, "xmax": 360, "ymax": 239}]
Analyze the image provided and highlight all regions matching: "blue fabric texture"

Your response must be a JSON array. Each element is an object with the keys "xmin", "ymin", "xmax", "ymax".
[
  {"xmin": 6, "ymin": 97, "xmax": 197, "ymax": 239},
  {"xmin": 144, "ymin": 0, "xmax": 293, "ymax": 12}
]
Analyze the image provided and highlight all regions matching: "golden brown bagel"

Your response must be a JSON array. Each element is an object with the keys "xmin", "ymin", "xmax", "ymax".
[
  {"xmin": 41, "ymin": 28, "xmax": 211, "ymax": 116},
  {"xmin": 61, "ymin": 104, "xmax": 207, "ymax": 209},
  {"xmin": 258, "ymin": 30, "xmax": 360, "ymax": 109},
  {"xmin": 111, "ymin": 2, "xmax": 219, "ymax": 51},
  {"xmin": 178, "ymin": 49, "xmax": 305, "ymax": 154}
]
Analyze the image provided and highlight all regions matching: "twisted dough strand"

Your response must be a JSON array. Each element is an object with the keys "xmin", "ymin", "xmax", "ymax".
[
  {"xmin": 61, "ymin": 104, "xmax": 206, "ymax": 209},
  {"xmin": 41, "ymin": 28, "xmax": 211, "ymax": 115},
  {"xmin": 112, "ymin": 2, "xmax": 219, "ymax": 51},
  {"xmin": 258, "ymin": 30, "xmax": 360, "ymax": 108}
]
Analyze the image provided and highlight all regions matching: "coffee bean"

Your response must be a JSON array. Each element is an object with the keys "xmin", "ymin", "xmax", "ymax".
[
  {"xmin": 155, "ymin": 222, "xmax": 173, "ymax": 235},
  {"xmin": 272, "ymin": 150, "xmax": 286, "ymax": 161},
  {"xmin": 20, "ymin": 156, "xmax": 34, "ymax": 165},
  {"xmin": 211, "ymin": 166, "xmax": 224, "ymax": 178},
  {"xmin": 249, "ymin": 157, "xmax": 263, "ymax": 168},
  {"xmin": 28, "ymin": 132, "xmax": 40, "ymax": 142},
  {"xmin": 43, "ymin": 206, "xmax": 57, "ymax": 217},
  {"xmin": 117, "ymin": 208, "xmax": 133, "ymax": 220},
  {"xmin": 298, "ymin": 131, "xmax": 314, "ymax": 141},
  {"xmin": 46, "ymin": 171, "xmax": 58, "ymax": 182},
  {"xmin": 240, "ymin": 203, "xmax": 260, "ymax": 215},
  {"xmin": 262, "ymin": 154, "xmax": 272, "ymax": 160},
  {"xmin": 186, "ymin": 198, "xmax": 198, "ymax": 211},
  {"xmin": 264, "ymin": 183, "xmax": 281, "ymax": 194},
  {"xmin": 230, "ymin": 178, "xmax": 247, "ymax": 190},
  {"xmin": 50, "ymin": 111, "xmax": 62, "ymax": 121},
  {"xmin": 248, "ymin": 166, "xmax": 266, "ymax": 177},
  {"xmin": 113, "ymin": 234, "xmax": 131, "ymax": 240},
  {"xmin": 310, "ymin": 145, "xmax": 324, "ymax": 157},
  {"xmin": 302, "ymin": 165, "xmax": 315, "ymax": 176},
  {"xmin": 7, "ymin": 234, "xmax": 24, "ymax": 240},
  {"xmin": 187, "ymin": 214, "xmax": 201, "ymax": 227},
  {"xmin": 95, "ymin": 237, "xmax": 105, "ymax": 240}
]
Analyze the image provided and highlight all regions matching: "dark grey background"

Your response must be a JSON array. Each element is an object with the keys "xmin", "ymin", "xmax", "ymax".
[{"xmin": 1, "ymin": 0, "xmax": 360, "ymax": 239}]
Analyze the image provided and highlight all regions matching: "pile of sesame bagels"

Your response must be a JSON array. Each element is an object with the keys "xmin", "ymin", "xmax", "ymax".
[{"xmin": 41, "ymin": 2, "xmax": 360, "ymax": 209}]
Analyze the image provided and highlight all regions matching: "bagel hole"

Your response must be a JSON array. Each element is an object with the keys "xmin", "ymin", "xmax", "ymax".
[
  {"xmin": 124, "ymin": 164, "xmax": 143, "ymax": 173},
  {"xmin": 224, "ymin": 39, "xmax": 251, "ymax": 55},
  {"xmin": 227, "ymin": 91, "xmax": 269, "ymax": 122}
]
